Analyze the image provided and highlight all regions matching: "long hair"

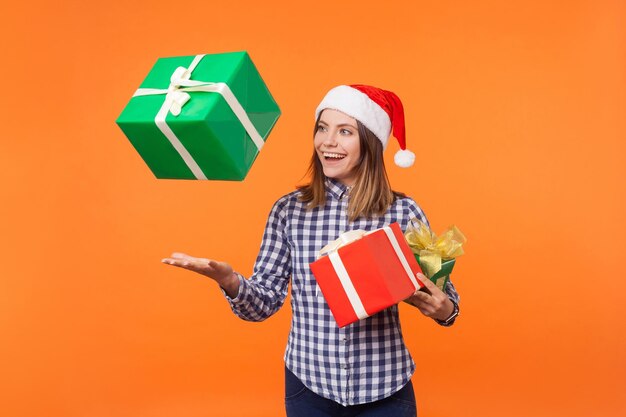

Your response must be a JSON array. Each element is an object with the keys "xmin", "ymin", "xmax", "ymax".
[{"xmin": 298, "ymin": 112, "xmax": 405, "ymax": 222}]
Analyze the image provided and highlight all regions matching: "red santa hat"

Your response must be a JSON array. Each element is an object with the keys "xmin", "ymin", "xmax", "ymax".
[{"xmin": 315, "ymin": 84, "xmax": 415, "ymax": 168}]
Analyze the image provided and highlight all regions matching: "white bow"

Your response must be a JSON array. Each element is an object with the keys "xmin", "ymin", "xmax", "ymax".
[{"xmin": 130, "ymin": 55, "xmax": 265, "ymax": 179}]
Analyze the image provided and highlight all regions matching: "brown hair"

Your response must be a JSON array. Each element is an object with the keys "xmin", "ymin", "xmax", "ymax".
[{"xmin": 297, "ymin": 111, "xmax": 405, "ymax": 222}]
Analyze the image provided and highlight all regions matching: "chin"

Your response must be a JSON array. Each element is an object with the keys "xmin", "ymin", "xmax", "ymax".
[{"xmin": 322, "ymin": 168, "xmax": 343, "ymax": 179}]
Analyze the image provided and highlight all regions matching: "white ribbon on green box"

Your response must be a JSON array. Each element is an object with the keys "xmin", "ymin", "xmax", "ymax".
[{"xmin": 133, "ymin": 54, "xmax": 264, "ymax": 180}]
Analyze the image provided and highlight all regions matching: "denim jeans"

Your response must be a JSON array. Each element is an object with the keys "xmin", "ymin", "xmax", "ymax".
[{"xmin": 285, "ymin": 366, "xmax": 417, "ymax": 417}]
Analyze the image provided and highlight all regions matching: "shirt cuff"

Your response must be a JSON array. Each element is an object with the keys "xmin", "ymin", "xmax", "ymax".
[{"xmin": 221, "ymin": 273, "xmax": 246, "ymax": 304}]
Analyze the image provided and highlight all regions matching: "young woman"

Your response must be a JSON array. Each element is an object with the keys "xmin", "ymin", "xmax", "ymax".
[{"xmin": 162, "ymin": 85, "xmax": 460, "ymax": 417}]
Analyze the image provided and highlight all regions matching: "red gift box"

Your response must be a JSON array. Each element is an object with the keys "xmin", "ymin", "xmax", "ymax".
[{"xmin": 310, "ymin": 222, "xmax": 425, "ymax": 327}]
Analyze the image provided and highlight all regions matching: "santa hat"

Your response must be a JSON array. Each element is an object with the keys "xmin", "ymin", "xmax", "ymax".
[{"xmin": 315, "ymin": 84, "xmax": 415, "ymax": 168}]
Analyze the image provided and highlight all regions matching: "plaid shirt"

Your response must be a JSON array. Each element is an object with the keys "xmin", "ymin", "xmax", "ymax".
[{"xmin": 224, "ymin": 178, "xmax": 459, "ymax": 406}]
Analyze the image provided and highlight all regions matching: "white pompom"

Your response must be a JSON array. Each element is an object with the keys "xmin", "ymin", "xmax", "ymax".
[{"xmin": 394, "ymin": 149, "xmax": 415, "ymax": 168}]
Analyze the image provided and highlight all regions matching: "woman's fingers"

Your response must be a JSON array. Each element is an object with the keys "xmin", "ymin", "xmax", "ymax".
[
  {"xmin": 162, "ymin": 256, "xmax": 212, "ymax": 271},
  {"xmin": 410, "ymin": 292, "xmax": 433, "ymax": 307},
  {"xmin": 169, "ymin": 252, "xmax": 189, "ymax": 260},
  {"xmin": 165, "ymin": 253, "xmax": 212, "ymax": 267},
  {"xmin": 410, "ymin": 291, "xmax": 431, "ymax": 304},
  {"xmin": 161, "ymin": 254, "xmax": 234, "ymax": 285},
  {"xmin": 406, "ymin": 296, "xmax": 434, "ymax": 316},
  {"xmin": 417, "ymin": 273, "xmax": 442, "ymax": 295},
  {"xmin": 170, "ymin": 252, "xmax": 205, "ymax": 261},
  {"xmin": 408, "ymin": 274, "xmax": 455, "ymax": 320},
  {"xmin": 406, "ymin": 277, "xmax": 442, "ymax": 317}
]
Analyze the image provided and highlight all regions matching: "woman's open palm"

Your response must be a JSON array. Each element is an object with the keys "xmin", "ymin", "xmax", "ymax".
[{"xmin": 162, "ymin": 252, "xmax": 237, "ymax": 291}]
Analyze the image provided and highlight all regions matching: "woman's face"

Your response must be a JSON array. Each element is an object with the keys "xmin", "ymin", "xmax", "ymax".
[{"xmin": 314, "ymin": 109, "xmax": 361, "ymax": 186}]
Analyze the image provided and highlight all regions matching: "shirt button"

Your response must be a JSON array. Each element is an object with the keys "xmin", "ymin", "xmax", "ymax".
[
  {"xmin": 342, "ymin": 337, "xmax": 348, "ymax": 342},
  {"xmin": 342, "ymin": 364, "xmax": 348, "ymax": 369}
]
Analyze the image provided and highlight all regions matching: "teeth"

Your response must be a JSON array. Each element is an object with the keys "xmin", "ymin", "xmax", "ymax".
[{"xmin": 324, "ymin": 152, "xmax": 346, "ymax": 159}]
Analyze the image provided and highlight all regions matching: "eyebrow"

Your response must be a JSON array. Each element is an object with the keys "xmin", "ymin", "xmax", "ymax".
[{"xmin": 318, "ymin": 121, "xmax": 357, "ymax": 129}]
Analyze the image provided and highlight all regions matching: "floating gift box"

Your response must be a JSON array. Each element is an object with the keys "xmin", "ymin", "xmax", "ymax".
[
  {"xmin": 116, "ymin": 51, "xmax": 281, "ymax": 180},
  {"xmin": 310, "ymin": 223, "xmax": 425, "ymax": 328}
]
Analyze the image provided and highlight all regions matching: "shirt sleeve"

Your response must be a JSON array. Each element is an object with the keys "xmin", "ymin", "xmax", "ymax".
[
  {"xmin": 405, "ymin": 197, "xmax": 430, "ymax": 228},
  {"xmin": 405, "ymin": 198, "xmax": 461, "ymax": 326},
  {"xmin": 221, "ymin": 197, "xmax": 292, "ymax": 322}
]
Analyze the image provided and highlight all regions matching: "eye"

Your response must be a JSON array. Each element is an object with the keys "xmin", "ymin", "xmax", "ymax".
[
  {"xmin": 340, "ymin": 128, "xmax": 353, "ymax": 135},
  {"xmin": 316, "ymin": 124, "xmax": 328, "ymax": 132}
]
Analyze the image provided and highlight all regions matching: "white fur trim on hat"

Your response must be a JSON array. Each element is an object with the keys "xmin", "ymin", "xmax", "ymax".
[{"xmin": 315, "ymin": 85, "xmax": 392, "ymax": 149}]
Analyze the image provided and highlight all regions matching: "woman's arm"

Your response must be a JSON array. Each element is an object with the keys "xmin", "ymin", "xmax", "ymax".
[{"xmin": 162, "ymin": 197, "xmax": 292, "ymax": 322}]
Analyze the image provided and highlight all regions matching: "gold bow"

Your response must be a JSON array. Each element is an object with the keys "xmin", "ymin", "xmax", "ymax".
[{"xmin": 404, "ymin": 218, "xmax": 466, "ymax": 278}]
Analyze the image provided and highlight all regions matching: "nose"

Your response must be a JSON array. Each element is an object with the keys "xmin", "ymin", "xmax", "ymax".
[{"xmin": 323, "ymin": 129, "xmax": 339, "ymax": 147}]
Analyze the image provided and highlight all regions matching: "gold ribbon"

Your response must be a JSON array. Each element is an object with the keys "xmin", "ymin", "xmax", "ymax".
[{"xmin": 404, "ymin": 218, "xmax": 466, "ymax": 278}]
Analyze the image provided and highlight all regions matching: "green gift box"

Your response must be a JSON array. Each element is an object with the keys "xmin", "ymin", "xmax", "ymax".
[
  {"xmin": 116, "ymin": 52, "xmax": 281, "ymax": 180},
  {"xmin": 414, "ymin": 255, "xmax": 456, "ymax": 291}
]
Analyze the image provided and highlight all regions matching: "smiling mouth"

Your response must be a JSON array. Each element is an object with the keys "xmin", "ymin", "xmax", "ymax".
[{"xmin": 323, "ymin": 152, "xmax": 347, "ymax": 160}]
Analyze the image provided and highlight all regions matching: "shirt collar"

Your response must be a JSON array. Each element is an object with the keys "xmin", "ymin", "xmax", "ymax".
[{"xmin": 325, "ymin": 177, "xmax": 352, "ymax": 200}]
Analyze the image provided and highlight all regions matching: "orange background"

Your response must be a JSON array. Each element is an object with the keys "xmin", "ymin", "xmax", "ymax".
[{"xmin": 1, "ymin": 0, "xmax": 625, "ymax": 416}]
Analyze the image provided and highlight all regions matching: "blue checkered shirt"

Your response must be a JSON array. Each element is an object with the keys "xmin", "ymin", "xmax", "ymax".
[{"xmin": 224, "ymin": 178, "xmax": 459, "ymax": 406}]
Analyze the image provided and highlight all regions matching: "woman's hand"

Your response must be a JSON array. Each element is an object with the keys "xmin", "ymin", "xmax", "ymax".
[
  {"xmin": 405, "ymin": 272, "xmax": 454, "ymax": 321},
  {"xmin": 161, "ymin": 252, "xmax": 240, "ymax": 298}
]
